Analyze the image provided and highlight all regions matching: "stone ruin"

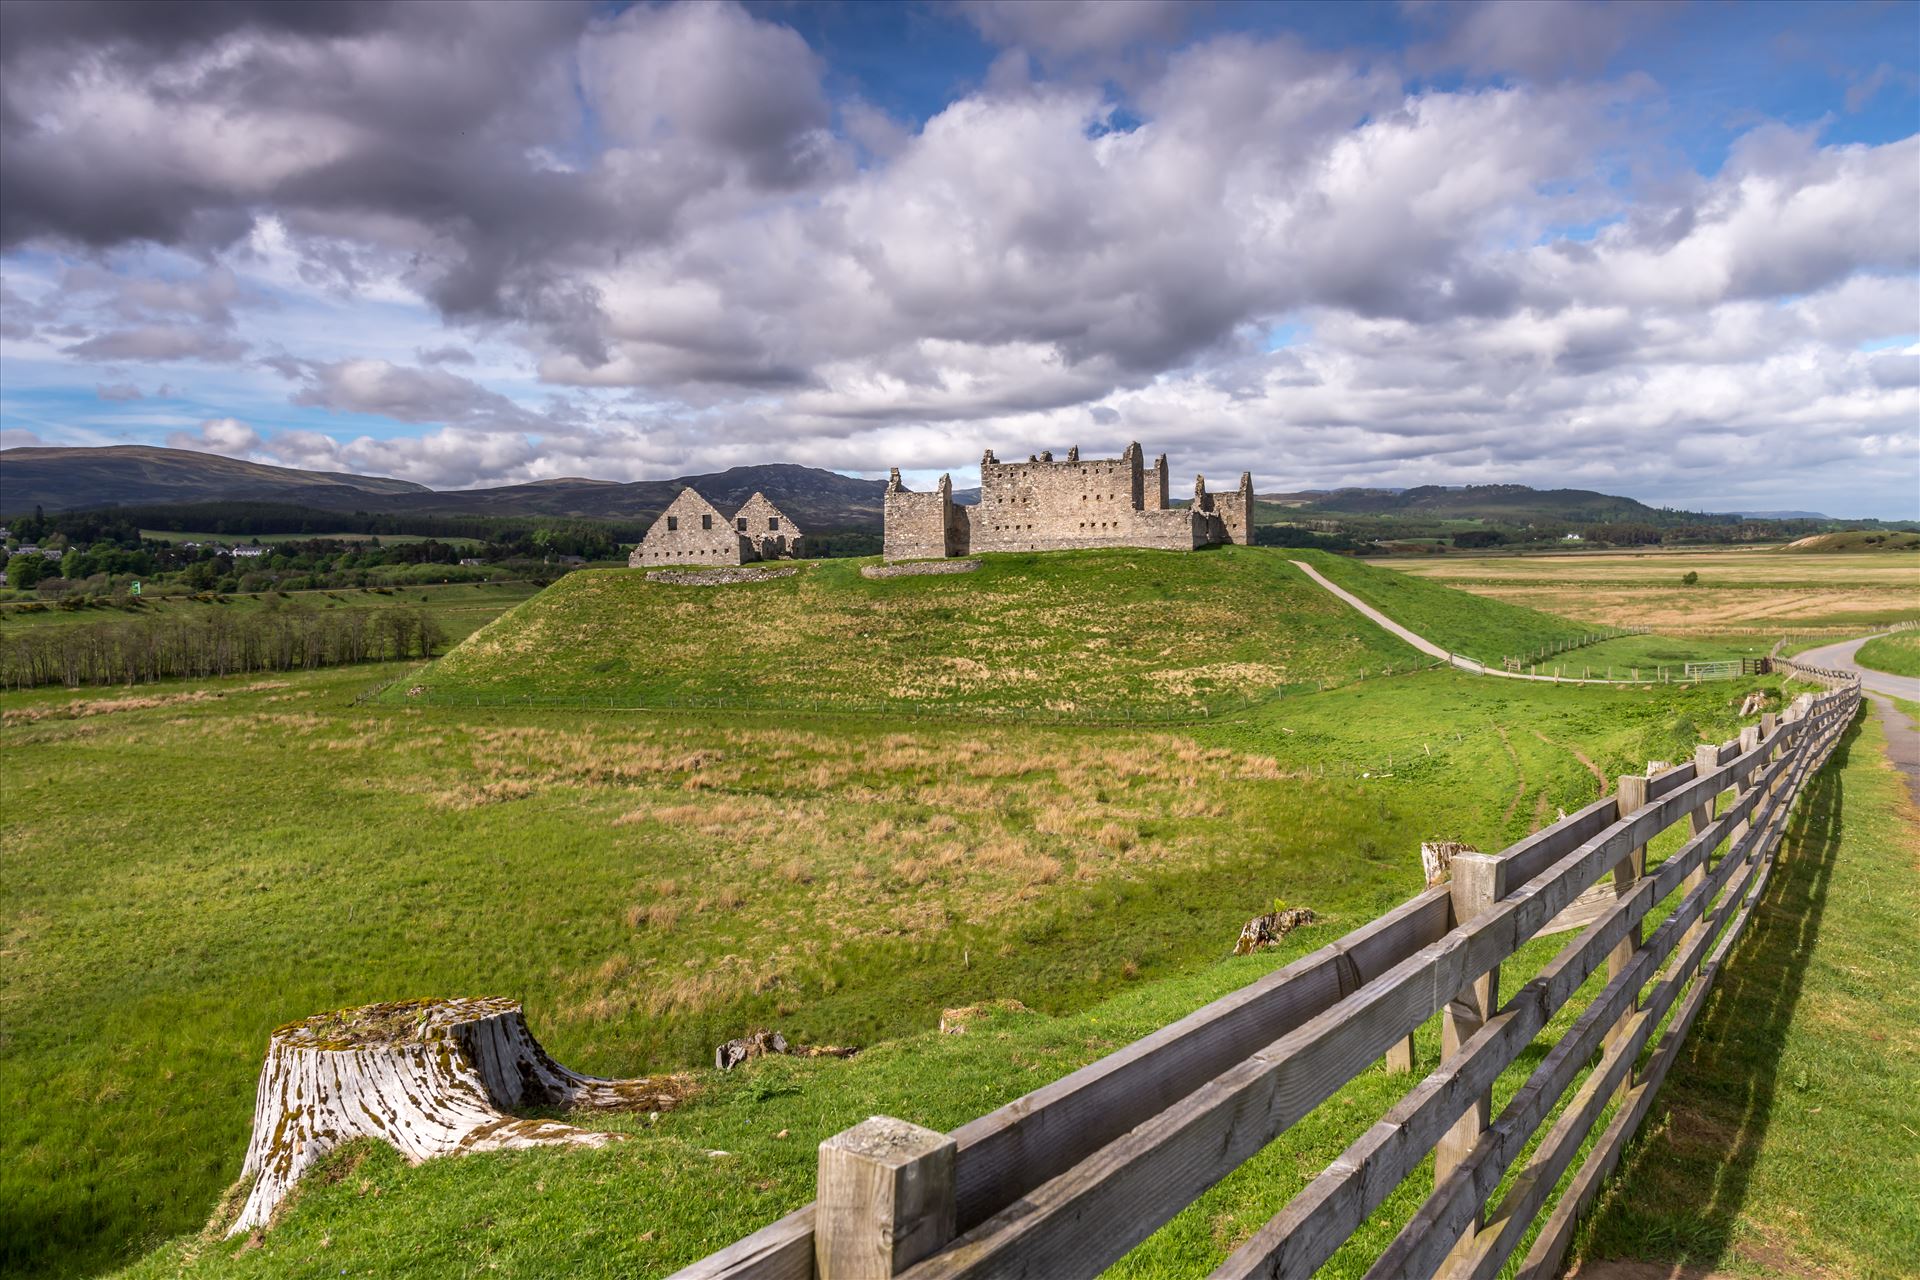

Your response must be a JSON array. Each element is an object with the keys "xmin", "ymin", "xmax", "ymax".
[
  {"xmin": 882, "ymin": 442, "xmax": 1253, "ymax": 562},
  {"xmin": 630, "ymin": 489, "xmax": 802, "ymax": 568}
]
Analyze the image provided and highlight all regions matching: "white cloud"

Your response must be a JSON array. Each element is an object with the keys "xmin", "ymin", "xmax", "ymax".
[
  {"xmin": 167, "ymin": 416, "xmax": 262, "ymax": 455},
  {"xmin": 1, "ymin": 5, "xmax": 1914, "ymax": 516}
]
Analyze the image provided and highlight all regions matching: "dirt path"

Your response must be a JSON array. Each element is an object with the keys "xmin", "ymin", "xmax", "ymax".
[
  {"xmin": 1496, "ymin": 725, "xmax": 1527, "ymax": 824},
  {"xmin": 1289, "ymin": 561, "xmax": 1620, "ymax": 684},
  {"xmin": 1534, "ymin": 728, "xmax": 1610, "ymax": 797}
]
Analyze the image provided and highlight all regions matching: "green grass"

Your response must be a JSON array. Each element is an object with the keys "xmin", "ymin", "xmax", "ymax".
[
  {"xmin": 1547, "ymin": 632, "xmax": 1774, "ymax": 675},
  {"xmin": 1855, "ymin": 630, "xmax": 1920, "ymax": 678},
  {"xmin": 1297, "ymin": 550, "xmax": 1594, "ymax": 665},
  {"xmin": 1569, "ymin": 704, "xmax": 1920, "ymax": 1278},
  {"xmin": 1, "ymin": 652, "xmax": 1781, "ymax": 1279},
  {"xmin": 75, "ymin": 671, "xmax": 1803, "ymax": 1280},
  {"xmin": 412, "ymin": 547, "xmax": 1429, "ymax": 716},
  {"xmin": 0, "ymin": 581, "xmax": 540, "ymax": 643}
]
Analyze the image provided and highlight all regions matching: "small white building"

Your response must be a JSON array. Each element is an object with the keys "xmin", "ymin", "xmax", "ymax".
[{"xmin": 230, "ymin": 544, "xmax": 268, "ymax": 558}]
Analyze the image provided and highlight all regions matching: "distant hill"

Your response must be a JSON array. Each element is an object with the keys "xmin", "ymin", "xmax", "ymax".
[
  {"xmin": 1781, "ymin": 531, "xmax": 1920, "ymax": 553},
  {"xmin": 1259, "ymin": 484, "xmax": 1664, "ymax": 524},
  {"xmin": 0, "ymin": 445, "xmax": 429, "ymax": 511},
  {"xmin": 4, "ymin": 446, "xmax": 1870, "ymax": 535},
  {"xmin": 0, "ymin": 447, "xmax": 889, "ymax": 530}
]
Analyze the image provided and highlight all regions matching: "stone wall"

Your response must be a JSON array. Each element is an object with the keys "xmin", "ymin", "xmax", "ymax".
[
  {"xmin": 630, "ymin": 489, "xmax": 746, "ymax": 566},
  {"xmin": 882, "ymin": 470, "xmax": 958, "ymax": 561},
  {"xmin": 631, "ymin": 488, "xmax": 803, "ymax": 567},
  {"xmin": 734, "ymin": 493, "xmax": 801, "ymax": 560},
  {"xmin": 881, "ymin": 443, "xmax": 1250, "ymax": 561}
]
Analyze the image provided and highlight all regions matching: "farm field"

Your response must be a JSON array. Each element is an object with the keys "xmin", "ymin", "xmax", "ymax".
[
  {"xmin": 3, "ymin": 621, "xmax": 1785, "ymax": 1278},
  {"xmin": 1389, "ymin": 548, "xmax": 1920, "ymax": 633},
  {"xmin": 0, "ymin": 580, "xmax": 542, "ymax": 642}
]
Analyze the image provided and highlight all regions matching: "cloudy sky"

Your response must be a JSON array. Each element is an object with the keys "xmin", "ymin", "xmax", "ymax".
[{"xmin": 1, "ymin": 0, "xmax": 1916, "ymax": 516}]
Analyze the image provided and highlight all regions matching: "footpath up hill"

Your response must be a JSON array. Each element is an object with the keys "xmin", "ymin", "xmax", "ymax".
[{"xmin": 411, "ymin": 548, "xmax": 1591, "ymax": 716}]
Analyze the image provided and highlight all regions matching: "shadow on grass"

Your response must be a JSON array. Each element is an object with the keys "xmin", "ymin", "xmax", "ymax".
[{"xmin": 1575, "ymin": 717, "xmax": 1856, "ymax": 1266}]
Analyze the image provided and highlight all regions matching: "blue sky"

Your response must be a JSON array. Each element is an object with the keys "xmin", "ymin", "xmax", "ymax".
[{"xmin": 1, "ymin": 0, "xmax": 1915, "ymax": 515}]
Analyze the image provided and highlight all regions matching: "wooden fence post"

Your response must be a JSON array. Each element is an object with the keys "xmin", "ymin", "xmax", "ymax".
[
  {"xmin": 816, "ymin": 1116, "xmax": 955, "ymax": 1279},
  {"xmin": 1436, "ymin": 852, "xmax": 1502, "ymax": 1257},
  {"xmin": 1683, "ymin": 744, "xmax": 1719, "ymax": 955},
  {"xmin": 1605, "ymin": 774, "xmax": 1650, "ymax": 1094}
]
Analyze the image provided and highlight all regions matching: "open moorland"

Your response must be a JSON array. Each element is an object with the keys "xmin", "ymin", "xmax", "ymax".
[
  {"xmin": 2, "ymin": 546, "xmax": 1908, "ymax": 1280},
  {"xmin": 1390, "ymin": 547, "xmax": 1920, "ymax": 634}
]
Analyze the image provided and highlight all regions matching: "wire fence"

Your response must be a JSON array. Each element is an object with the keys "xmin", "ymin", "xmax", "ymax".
[{"xmin": 1498, "ymin": 626, "xmax": 1648, "ymax": 672}]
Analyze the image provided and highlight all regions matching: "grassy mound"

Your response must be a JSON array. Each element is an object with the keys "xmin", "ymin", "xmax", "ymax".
[
  {"xmin": 1290, "ymin": 550, "xmax": 1595, "ymax": 665},
  {"xmin": 1781, "ymin": 530, "xmax": 1920, "ymax": 553},
  {"xmin": 410, "ymin": 548, "xmax": 1429, "ymax": 716},
  {"xmin": 1856, "ymin": 630, "xmax": 1920, "ymax": 677}
]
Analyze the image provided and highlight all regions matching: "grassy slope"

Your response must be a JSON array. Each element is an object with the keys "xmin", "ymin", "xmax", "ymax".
[
  {"xmin": 95, "ymin": 673, "xmax": 1804, "ymax": 1280},
  {"xmin": 0, "ymin": 652, "xmax": 1783, "ymax": 1279},
  {"xmin": 1570, "ymin": 706, "xmax": 1920, "ymax": 1278},
  {"xmin": 1293, "ymin": 549, "xmax": 1592, "ymax": 665},
  {"xmin": 415, "ymin": 548, "xmax": 1421, "ymax": 715},
  {"xmin": 1855, "ymin": 630, "xmax": 1920, "ymax": 677},
  {"xmin": 1782, "ymin": 530, "xmax": 1920, "ymax": 553}
]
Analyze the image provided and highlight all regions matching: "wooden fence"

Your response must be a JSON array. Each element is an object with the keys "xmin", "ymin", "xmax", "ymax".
[{"xmin": 671, "ymin": 667, "xmax": 1861, "ymax": 1280}]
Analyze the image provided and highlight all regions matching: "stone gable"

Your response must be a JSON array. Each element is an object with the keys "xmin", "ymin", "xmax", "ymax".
[{"xmin": 630, "ymin": 489, "xmax": 803, "ymax": 568}]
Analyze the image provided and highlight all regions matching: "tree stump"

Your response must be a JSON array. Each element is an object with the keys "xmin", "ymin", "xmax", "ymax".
[{"xmin": 225, "ymin": 996, "xmax": 686, "ymax": 1237}]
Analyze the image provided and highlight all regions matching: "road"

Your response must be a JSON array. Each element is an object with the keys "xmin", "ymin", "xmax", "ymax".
[
  {"xmin": 1290, "ymin": 560, "xmax": 1618, "ymax": 685},
  {"xmin": 1793, "ymin": 632, "xmax": 1920, "ymax": 805},
  {"xmin": 1793, "ymin": 633, "xmax": 1920, "ymax": 702}
]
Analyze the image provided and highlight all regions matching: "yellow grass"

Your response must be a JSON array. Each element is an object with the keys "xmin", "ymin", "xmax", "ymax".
[{"xmin": 1390, "ymin": 549, "xmax": 1919, "ymax": 630}]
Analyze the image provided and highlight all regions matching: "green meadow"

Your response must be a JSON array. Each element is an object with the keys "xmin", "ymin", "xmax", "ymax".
[
  {"xmin": 0, "ymin": 546, "xmax": 1895, "ymax": 1279},
  {"xmin": 1856, "ymin": 629, "xmax": 1920, "ymax": 677}
]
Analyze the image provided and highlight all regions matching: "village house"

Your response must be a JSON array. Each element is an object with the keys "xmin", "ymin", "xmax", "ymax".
[{"xmin": 629, "ymin": 489, "xmax": 803, "ymax": 567}]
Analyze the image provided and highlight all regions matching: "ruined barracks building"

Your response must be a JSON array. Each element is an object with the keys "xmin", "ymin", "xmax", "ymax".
[
  {"xmin": 629, "ymin": 489, "xmax": 802, "ymax": 567},
  {"xmin": 883, "ymin": 443, "xmax": 1253, "ymax": 562}
]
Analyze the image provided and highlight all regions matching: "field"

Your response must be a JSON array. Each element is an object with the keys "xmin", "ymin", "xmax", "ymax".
[
  {"xmin": 1856, "ymin": 630, "xmax": 1920, "ymax": 678},
  {"xmin": 1389, "ymin": 548, "xmax": 1920, "ymax": 633},
  {"xmin": 83, "ymin": 678, "xmax": 1907, "ymax": 1280},
  {"xmin": 2, "ymin": 610, "xmax": 1784, "ymax": 1278},
  {"xmin": 1, "ymin": 545, "xmax": 1899, "ymax": 1280},
  {"xmin": 0, "ymin": 581, "xmax": 541, "ymax": 643}
]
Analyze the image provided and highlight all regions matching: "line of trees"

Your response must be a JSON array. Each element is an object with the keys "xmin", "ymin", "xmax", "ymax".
[{"xmin": 0, "ymin": 605, "xmax": 446, "ymax": 690}]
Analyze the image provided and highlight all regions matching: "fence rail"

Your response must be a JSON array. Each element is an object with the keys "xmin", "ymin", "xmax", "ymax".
[{"xmin": 671, "ymin": 667, "xmax": 1861, "ymax": 1280}]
